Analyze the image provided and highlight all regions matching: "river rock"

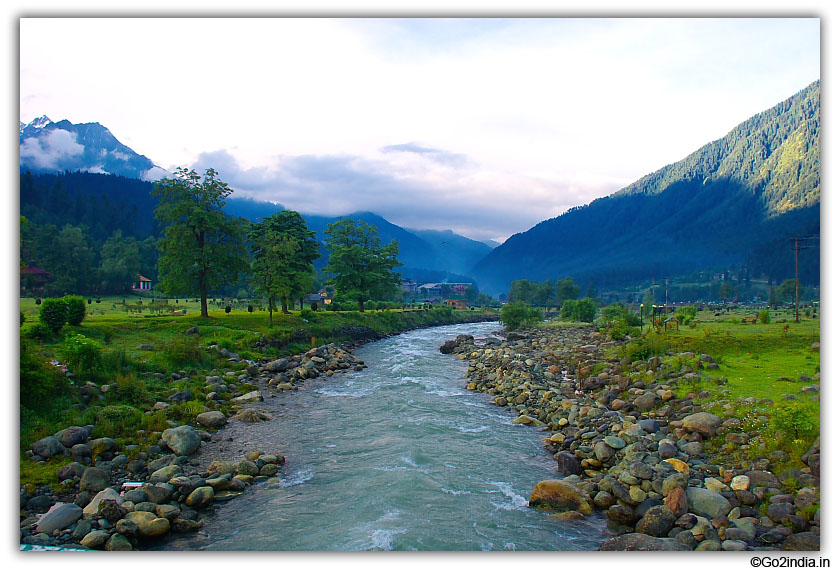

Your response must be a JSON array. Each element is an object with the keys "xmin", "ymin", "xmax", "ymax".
[
  {"xmin": 83, "ymin": 488, "xmax": 123, "ymax": 516},
  {"xmin": 150, "ymin": 463, "xmax": 183, "ymax": 483},
  {"xmin": 35, "ymin": 502, "xmax": 82, "ymax": 534},
  {"xmin": 162, "ymin": 425, "xmax": 201, "ymax": 456},
  {"xmin": 80, "ymin": 530, "xmax": 110, "ymax": 549},
  {"xmin": 57, "ymin": 461, "xmax": 86, "ymax": 481},
  {"xmin": 635, "ymin": 505, "xmax": 677, "ymax": 537},
  {"xmin": 88, "ymin": 437, "xmax": 117, "ymax": 458},
  {"xmin": 556, "ymin": 451, "xmax": 582, "ymax": 476},
  {"xmin": 782, "ymin": 532, "xmax": 819, "ymax": 551},
  {"xmin": 31, "ymin": 436, "xmax": 66, "ymax": 459},
  {"xmin": 185, "ymin": 486, "xmax": 215, "ymax": 508},
  {"xmin": 142, "ymin": 484, "xmax": 174, "ymax": 504},
  {"xmin": 56, "ymin": 425, "xmax": 90, "ymax": 448},
  {"xmin": 529, "ymin": 480, "xmax": 594, "ymax": 515},
  {"xmin": 196, "ymin": 411, "xmax": 227, "ymax": 429},
  {"xmin": 126, "ymin": 510, "xmax": 171, "ymax": 537},
  {"xmin": 686, "ymin": 487, "xmax": 731, "ymax": 519},
  {"xmin": 598, "ymin": 533, "xmax": 686, "ymax": 551},
  {"xmin": 730, "ymin": 475, "xmax": 750, "ymax": 491},
  {"xmin": 681, "ymin": 412, "xmax": 722, "ymax": 438},
  {"xmin": 79, "ymin": 466, "xmax": 110, "ymax": 493},
  {"xmin": 233, "ymin": 390, "xmax": 264, "ymax": 403}
]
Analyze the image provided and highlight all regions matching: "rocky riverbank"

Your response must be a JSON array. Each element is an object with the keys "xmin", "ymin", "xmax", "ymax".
[
  {"xmin": 20, "ymin": 311, "xmax": 498, "ymax": 551},
  {"xmin": 443, "ymin": 325, "xmax": 820, "ymax": 551},
  {"xmin": 20, "ymin": 340, "xmax": 371, "ymax": 550}
]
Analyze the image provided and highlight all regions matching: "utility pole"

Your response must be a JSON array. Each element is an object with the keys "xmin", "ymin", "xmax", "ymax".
[{"xmin": 790, "ymin": 236, "xmax": 818, "ymax": 323}]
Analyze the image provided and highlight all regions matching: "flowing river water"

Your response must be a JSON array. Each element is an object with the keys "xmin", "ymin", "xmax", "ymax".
[{"xmin": 161, "ymin": 321, "xmax": 608, "ymax": 551}]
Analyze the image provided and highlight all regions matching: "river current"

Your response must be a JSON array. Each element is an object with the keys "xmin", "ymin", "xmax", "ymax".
[{"xmin": 161, "ymin": 321, "xmax": 608, "ymax": 551}]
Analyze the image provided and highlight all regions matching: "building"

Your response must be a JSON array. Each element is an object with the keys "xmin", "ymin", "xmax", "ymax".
[
  {"xmin": 21, "ymin": 266, "xmax": 50, "ymax": 293},
  {"xmin": 133, "ymin": 274, "xmax": 152, "ymax": 291},
  {"xmin": 446, "ymin": 299, "xmax": 467, "ymax": 310}
]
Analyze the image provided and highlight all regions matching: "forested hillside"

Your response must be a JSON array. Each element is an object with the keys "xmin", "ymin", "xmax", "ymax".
[{"xmin": 470, "ymin": 81, "xmax": 820, "ymax": 295}]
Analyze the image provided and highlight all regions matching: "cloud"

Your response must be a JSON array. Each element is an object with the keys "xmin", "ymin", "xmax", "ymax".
[
  {"xmin": 83, "ymin": 165, "xmax": 107, "ymax": 174},
  {"xmin": 380, "ymin": 142, "xmax": 470, "ymax": 167},
  {"xmin": 186, "ymin": 146, "xmax": 626, "ymax": 243},
  {"xmin": 20, "ymin": 128, "xmax": 84, "ymax": 170},
  {"xmin": 140, "ymin": 166, "xmax": 171, "ymax": 182}
]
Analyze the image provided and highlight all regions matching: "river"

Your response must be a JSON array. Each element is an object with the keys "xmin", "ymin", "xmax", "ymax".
[{"xmin": 160, "ymin": 321, "xmax": 608, "ymax": 551}]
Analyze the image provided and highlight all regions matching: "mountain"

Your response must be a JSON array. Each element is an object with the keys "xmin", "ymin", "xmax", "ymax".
[
  {"xmin": 224, "ymin": 199, "xmax": 485, "ymax": 282},
  {"xmin": 20, "ymin": 116, "xmax": 166, "ymax": 180},
  {"xmin": 470, "ymin": 80, "xmax": 821, "ymax": 296}
]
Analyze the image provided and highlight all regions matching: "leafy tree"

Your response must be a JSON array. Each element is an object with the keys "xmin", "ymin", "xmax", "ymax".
[
  {"xmin": 556, "ymin": 276, "xmax": 581, "ymax": 305},
  {"xmin": 500, "ymin": 301, "xmax": 541, "ymax": 330},
  {"xmin": 152, "ymin": 168, "xmax": 249, "ymax": 318},
  {"xmin": 248, "ymin": 211, "xmax": 320, "ymax": 324},
  {"xmin": 776, "ymin": 278, "xmax": 798, "ymax": 303},
  {"xmin": 323, "ymin": 218, "xmax": 401, "ymax": 312},
  {"xmin": 99, "ymin": 230, "xmax": 142, "ymax": 293},
  {"xmin": 534, "ymin": 279, "xmax": 555, "ymax": 309},
  {"xmin": 47, "ymin": 224, "xmax": 96, "ymax": 295},
  {"xmin": 573, "ymin": 298, "xmax": 597, "ymax": 322}
]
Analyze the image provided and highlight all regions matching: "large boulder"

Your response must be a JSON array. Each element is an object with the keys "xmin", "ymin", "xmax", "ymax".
[
  {"xmin": 681, "ymin": 412, "xmax": 722, "ymax": 438},
  {"xmin": 528, "ymin": 479, "xmax": 594, "ymax": 515},
  {"xmin": 635, "ymin": 505, "xmax": 676, "ymax": 537},
  {"xmin": 149, "ymin": 464, "xmax": 183, "ymax": 483},
  {"xmin": 31, "ymin": 436, "xmax": 66, "ymax": 459},
  {"xmin": 88, "ymin": 437, "xmax": 117, "ymax": 458},
  {"xmin": 685, "ymin": 486, "xmax": 731, "ymax": 519},
  {"xmin": 232, "ymin": 390, "xmax": 264, "ymax": 403},
  {"xmin": 161, "ymin": 425, "xmax": 201, "ymax": 456},
  {"xmin": 35, "ymin": 503, "xmax": 83, "ymax": 534},
  {"xmin": 598, "ymin": 533, "xmax": 687, "ymax": 551}
]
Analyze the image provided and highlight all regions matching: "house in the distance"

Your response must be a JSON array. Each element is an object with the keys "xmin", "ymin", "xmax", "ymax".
[
  {"xmin": 21, "ymin": 266, "xmax": 50, "ymax": 294},
  {"xmin": 133, "ymin": 274, "xmax": 152, "ymax": 291}
]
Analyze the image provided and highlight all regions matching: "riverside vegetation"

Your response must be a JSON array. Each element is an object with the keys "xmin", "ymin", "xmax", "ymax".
[
  {"xmin": 442, "ymin": 307, "xmax": 819, "ymax": 551},
  {"xmin": 19, "ymin": 302, "xmax": 495, "ymax": 550}
]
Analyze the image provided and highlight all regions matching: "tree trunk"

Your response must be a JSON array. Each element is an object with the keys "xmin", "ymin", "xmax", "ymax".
[
  {"xmin": 282, "ymin": 297, "xmax": 289, "ymax": 314},
  {"xmin": 268, "ymin": 295, "xmax": 274, "ymax": 327},
  {"xmin": 199, "ymin": 276, "xmax": 208, "ymax": 318},
  {"xmin": 358, "ymin": 298, "xmax": 365, "ymax": 312}
]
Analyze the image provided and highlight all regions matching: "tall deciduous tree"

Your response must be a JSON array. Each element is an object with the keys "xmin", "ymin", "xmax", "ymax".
[
  {"xmin": 248, "ymin": 211, "xmax": 320, "ymax": 325},
  {"xmin": 152, "ymin": 168, "xmax": 248, "ymax": 318},
  {"xmin": 556, "ymin": 276, "xmax": 581, "ymax": 304},
  {"xmin": 323, "ymin": 218, "xmax": 401, "ymax": 312},
  {"xmin": 99, "ymin": 230, "xmax": 141, "ymax": 293}
]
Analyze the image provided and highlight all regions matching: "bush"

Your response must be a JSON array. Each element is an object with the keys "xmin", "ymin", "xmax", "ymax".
[
  {"xmin": 20, "ymin": 340, "xmax": 69, "ymax": 411},
  {"xmin": 112, "ymin": 373, "xmax": 149, "ymax": 406},
  {"xmin": 759, "ymin": 309, "xmax": 770, "ymax": 324},
  {"xmin": 500, "ymin": 301, "xmax": 541, "ymax": 330},
  {"xmin": 64, "ymin": 295, "xmax": 87, "ymax": 326},
  {"xmin": 61, "ymin": 334, "xmax": 103, "ymax": 375},
  {"xmin": 39, "ymin": 298, "xmax": 67, "ymax": 333},
  {"xmin": 159, "ymin": 335, "xmax": 206, "ymax": 368},
  {"xmin": 771, "ymin": 402, "xmax": 818, "ymax": 441},
  {"xmin": 95, "ymin": 405, "xmax": 144, "ymax": 438}
]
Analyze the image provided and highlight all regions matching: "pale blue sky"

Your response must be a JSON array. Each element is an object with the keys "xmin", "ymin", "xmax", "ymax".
[{"xmin": 19, "ymin": 17, "xmax": 820, "ymax": 241}]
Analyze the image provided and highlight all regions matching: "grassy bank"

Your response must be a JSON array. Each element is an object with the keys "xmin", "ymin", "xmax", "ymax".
[{"xmin": 600, "ymin": 307, "xmax": 819, "ymax": 480}]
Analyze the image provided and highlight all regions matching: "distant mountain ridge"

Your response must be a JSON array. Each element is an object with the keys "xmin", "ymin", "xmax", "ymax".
[
  {"xmin": 20, "ymin": 115, "xmax": 165, "ymax": 180},
  {"xmin": 470, "ymin": 80, "xmax": 820, "ymax": 295}
]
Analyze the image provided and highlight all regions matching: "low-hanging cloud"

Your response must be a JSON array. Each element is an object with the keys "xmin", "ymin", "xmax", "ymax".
[
  {"xmin": 380, "ymin": 142, "xmax": 470, "ymax": 167},
  {"xmin": 20, "ymin": 129, "xmax": 84, "ymax": 170},
  {"xmin": 187, "ymin": 145, "xmax": 624, "ymax": 243}
]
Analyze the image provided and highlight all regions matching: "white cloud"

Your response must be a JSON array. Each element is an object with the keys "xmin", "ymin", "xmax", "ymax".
[
  {"xmin": 140, "ymin": 166, "xmax": 171, "ymax": 182},
  {"xmin": 19, "ymin": 129, "xmax": 84, "ymax": 170}
]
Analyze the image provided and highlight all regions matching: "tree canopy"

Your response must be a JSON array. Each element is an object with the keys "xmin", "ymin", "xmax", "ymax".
[
  {"xmin": 152, "ymin": 168, "xmax": 248, "ymax": 317},
  {"xmin": 323, "ymin": 218, "xmax": 402, "ymax": 312},
  {"xmin": 248, "ymin": 210, "xmax": 320, "ymax": 324}
]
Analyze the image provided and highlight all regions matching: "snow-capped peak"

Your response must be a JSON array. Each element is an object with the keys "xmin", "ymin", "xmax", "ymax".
[{"xmin": 24, "ymin": 115, "xmax": 52, "ymax": 131}]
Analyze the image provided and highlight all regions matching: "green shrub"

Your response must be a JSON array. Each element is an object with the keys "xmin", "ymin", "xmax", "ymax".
[
  {"xmin": 25, "ymin": 323, "xmax": 53, "ymax": 342},
  {"xmin": 500, "ymin": 301, "xmax": 541, "ymax": 330},
  {"xmin": 20, "ymin": 340, "xmax": 69, "ymax": 411},
  {"xmin": 160, "ymin": 335, "xmax": 206, "ymax": 368},
  {"xmin": 61, "ymin": 334, "xmax": 103, "ymax": 375},
  {"xmin": 759, "ymin": 309, "xmax": 770, "ymax": 324},
  {"xmin": 95, "ymin": 405, "xmax": 143, "ymax": 438},
  {"xmin": 39, "ymin": 298, "xmax": 67, "ymax": 333},
  {"xmin": 112, "ymin": 373, "xmax": 150, "ymax": 406},
  {"xmin": 64, "ymin": 295, "xmax": 86, "ymax": 326},
  {"xmin": 771, "ymin": 402, "xmax": 818, "ymax": 441}
]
